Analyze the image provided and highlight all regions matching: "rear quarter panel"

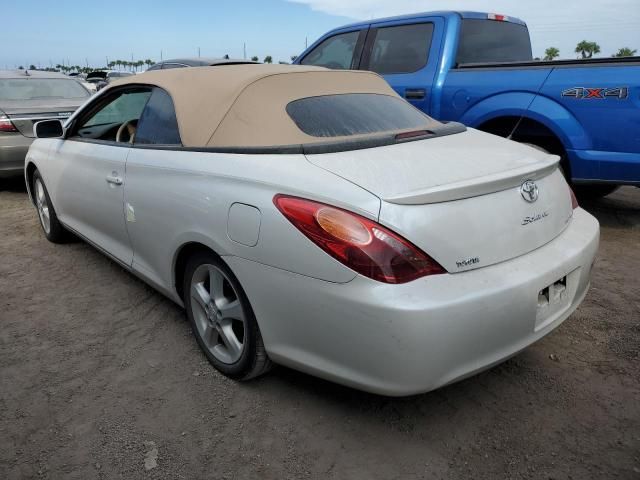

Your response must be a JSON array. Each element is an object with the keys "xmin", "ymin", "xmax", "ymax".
[
  {"xmin": 439, "ymin": 68, "xmax": 552, "ymax": 123},
  {"xmin": 123, "ymin": 148, "xmax": 381, "ymax": 300},
  {"xmin": 539, "ymin": 65, "xmax": 640, "ymax": 154}
]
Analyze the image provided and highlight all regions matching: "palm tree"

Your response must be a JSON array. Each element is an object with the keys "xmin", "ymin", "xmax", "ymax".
[
  {"xmin": 263, "ymin": 55, "xmax": 273, "ymax": 64},
  {"xmin": 613, "ymin": 47, "xmax": 637, "ymax": 57},
  {"xmin": 290, "ymin": 55, "xmax": 298, "ymax": 62},
  {"xmin": 251, "ymin": 56, "xmax": 259, "ymax": 62},
  {"xmin": 144, "ymin": 59, "xmax": 154, "ymax": 70},
  {"xmin": 575, "ymin": 40, "xmax": 600, "ymax": 59}
]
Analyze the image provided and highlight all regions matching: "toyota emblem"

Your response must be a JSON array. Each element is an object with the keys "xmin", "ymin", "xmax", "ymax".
[{"xmin": 520, "ymin": 180, "xmax": 539, "ymax": 203}]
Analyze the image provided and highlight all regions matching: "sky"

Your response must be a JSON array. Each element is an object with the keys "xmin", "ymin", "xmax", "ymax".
[{"xmin": 4, "ymin": 0, "xmax": 639, "ymax": 69}]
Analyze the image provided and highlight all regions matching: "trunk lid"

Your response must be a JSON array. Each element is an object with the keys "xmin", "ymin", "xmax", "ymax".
[
  {"xmin": 1, "ymin": 100, "xmax": 80, "ymax": 137},
  {"xmin": 305, "ymin": 129, "xmax": 574, "ymax": 272}
]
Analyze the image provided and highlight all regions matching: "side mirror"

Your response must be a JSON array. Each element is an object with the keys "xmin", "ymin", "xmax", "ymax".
[{"xmin": 34, "ymin": 119, "xmax": 64, "ymax": 139}]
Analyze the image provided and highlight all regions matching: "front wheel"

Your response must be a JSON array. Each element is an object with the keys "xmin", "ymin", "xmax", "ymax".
[
  {"xmin": 32, "ymin": 170, "xmax": 69, "ymax": 243},
  {"xmin": 183, "ymin": 252, "xmax": 272, "ymax": 380}
]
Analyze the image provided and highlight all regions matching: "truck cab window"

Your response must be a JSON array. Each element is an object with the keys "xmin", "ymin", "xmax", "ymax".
[
  {"xmin": 367, "ymin": 23, "xmax": 434, "ymax": 74},
  {"xmin": 457, "ymin": 20, "xmax": 532, "ymax": 64},
  {"xmin": 300, "ymin": 31, "xmax": 360, "ymax": 70}
]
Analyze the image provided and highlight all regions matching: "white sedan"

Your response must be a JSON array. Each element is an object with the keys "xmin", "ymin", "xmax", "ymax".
[{"xmin": 25, "ymin": 65, "xmax": 599, "ymax": 396}]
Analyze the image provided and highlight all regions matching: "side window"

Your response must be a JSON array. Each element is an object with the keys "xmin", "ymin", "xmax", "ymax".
[
  {"xmin": 300, "ymin": 31, "xmax": 360, "ymax": 69},
  {"xmin": 73, "ymin": 88, "xmax": 152, "ymax": 142},
  {"xmin": 367, "ymin": 23, "xmax": 433, "ymax": 74},
  {"xmin": 134, "ymin": 88, "xmax": 181, "ymax": 145},
  {"xmin": 161, "ymin": 63, "xmax": 187, "ymax": 70}
]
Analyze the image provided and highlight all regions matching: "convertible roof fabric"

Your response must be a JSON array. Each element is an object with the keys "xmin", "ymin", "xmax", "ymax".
[{"xmin": 110, "ymin": 64, "xmax": 422, "ymax": 148}]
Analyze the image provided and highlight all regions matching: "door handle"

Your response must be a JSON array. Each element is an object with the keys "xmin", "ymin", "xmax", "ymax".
[
  {"xmin": 405, "ymin": 88, "xmax": 426, "ymax": 100},
  {"xmin": 106, "ymin": 173, "xmax": 123, "ymax": 186}
]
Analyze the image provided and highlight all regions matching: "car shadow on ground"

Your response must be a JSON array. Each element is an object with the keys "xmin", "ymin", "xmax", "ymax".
[
  {"xmin": 0, "ymin": 176, "xmax": 27, "ymax": 193},
  {"xmin": 578, "ymin": 186, "xmax": 639, "ymax": 228}
]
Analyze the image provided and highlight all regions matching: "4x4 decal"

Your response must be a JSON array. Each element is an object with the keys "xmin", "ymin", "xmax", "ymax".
[{"xmin": 562, "ymin": 87, "xmax": 628, "ymax": 100}]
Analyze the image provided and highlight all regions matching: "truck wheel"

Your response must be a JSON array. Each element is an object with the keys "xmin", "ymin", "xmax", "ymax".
[{"xmin": 573, "ymin": 184, "xmax": 619, "ymax": 198}]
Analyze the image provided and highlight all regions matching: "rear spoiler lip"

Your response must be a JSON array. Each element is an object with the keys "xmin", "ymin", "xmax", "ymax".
[
  {"xmin": 133, "ymin": 122, "xmax": 467, "ymax": 155},
  {"xmin": 383, "ymin": 155, "xmax": 560, "ymax": 205}
]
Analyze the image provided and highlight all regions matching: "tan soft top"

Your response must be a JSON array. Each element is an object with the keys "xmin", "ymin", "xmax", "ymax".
[{"xmin": 109, "ymin": 64, "xmax": 421, "ymax": 148}]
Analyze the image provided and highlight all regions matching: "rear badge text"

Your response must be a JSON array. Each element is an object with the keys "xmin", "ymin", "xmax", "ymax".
[
  {"xmin": 456, "ymin": 257, "xmax": 480, "ymax": 269},
  {"xmin": 522, "ymin": 211, "xmax": 549, "ymax": 226}
]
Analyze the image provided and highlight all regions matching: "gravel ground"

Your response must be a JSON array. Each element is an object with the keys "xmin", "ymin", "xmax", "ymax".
[{"xmin": 1, "ymin": 178, "xmax": 638, "ymax": 480}]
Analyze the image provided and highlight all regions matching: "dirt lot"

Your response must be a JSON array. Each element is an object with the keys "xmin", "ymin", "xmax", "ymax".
[{"xmin": 1, "ymin": 178, "xmax": 638, "ymax": 480}]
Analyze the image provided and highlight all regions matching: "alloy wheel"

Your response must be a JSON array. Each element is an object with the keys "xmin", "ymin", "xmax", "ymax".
[
  {"xmin": 34, "ymin": 178, "xmax": 51, "ymax": 234},
  {"xmin": 190, "ymin": 264, "xmax": 247, "ymax": 364}
]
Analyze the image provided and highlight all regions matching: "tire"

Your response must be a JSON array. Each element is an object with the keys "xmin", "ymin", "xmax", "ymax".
[
  {"xmin": 183, "ymin": 251, "xmax": 272, "ymax": 380},
  {"xmin": 32, "ymin": 169, "xmax": 69, "ymax": 243},
  {"xmin": 573, "ymin": 184, "xmax": 620, "ymax": 199}
]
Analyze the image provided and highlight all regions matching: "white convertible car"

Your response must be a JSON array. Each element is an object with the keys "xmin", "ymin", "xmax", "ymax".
[{"xmin": 26, "ymin": 65, "xmax": 599, "ymax": 396}]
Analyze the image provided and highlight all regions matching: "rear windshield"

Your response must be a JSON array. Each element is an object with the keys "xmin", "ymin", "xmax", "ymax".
[
  {"xmin": 0, "ymin": 79, "xmax": 90, "ymax": 101},
  {"xmin": 286, "ymin": 93, "xmax": 436, "ymax": 137},
  {"xmin": 457, "ymin": 19, "xmax": 532, "ymax": 64}
]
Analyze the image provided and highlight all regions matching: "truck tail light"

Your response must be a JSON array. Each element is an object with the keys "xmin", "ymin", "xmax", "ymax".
[
  {"xmin": 0, "ymin": 114, "xmax": 18, "ymax": 133},
  {"xmin": 488, "ymin": 13, "xmax": 509, "ymax": 21},
  {"xmin": 274, "ymin": 194, "xmax": 446, "ymax": 284}
]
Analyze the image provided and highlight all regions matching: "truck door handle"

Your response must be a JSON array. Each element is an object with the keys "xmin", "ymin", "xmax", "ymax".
[
  {"xmin": 106, "ymin": 173, "xmax": 123, "ymax": 186},
  {"xmin": 405, "ymin": 89, "xmax": 426, "ymax": 100}
]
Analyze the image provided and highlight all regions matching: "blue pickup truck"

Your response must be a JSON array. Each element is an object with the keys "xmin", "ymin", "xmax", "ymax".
[{"xmin": 295, "ymin": 11, "xmax": 640, "ymax": 196}]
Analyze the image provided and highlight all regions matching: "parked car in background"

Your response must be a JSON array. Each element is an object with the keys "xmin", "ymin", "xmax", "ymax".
[
  {"xmin": 86, "ymin": 70, "xmax": 135, "ymax": 91},
  {"xmin": 146, "ymin": 57, "xmax": 258, "ymax": 71},
  {"xmin": 25, "ymin": 64, "xmax": 598, "ymax": 396},
  {"xmin": 296, "ymin": 11, "xmax": 640, "ymax": 196},
  {"xmin": 0, "ymin": 70, "xmax": 90, "ymax": 177}
]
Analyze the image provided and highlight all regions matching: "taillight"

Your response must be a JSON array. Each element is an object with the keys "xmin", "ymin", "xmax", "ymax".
[
  {"xmin": 273, "ymin": 195, "xmax": 446, "ymax": 284},
  {"xmin": 569, "ymin": 187, "xmax": 579, "ymax": 209},
  {"xmin": 0, "ymin": 114, "xmax": 18, "ymax": 133}
]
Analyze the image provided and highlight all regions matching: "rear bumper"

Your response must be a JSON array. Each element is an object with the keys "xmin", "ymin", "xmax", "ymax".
[
  {"xmin": 226, "ymin": 208, "xmax": 599, "ymax": 396},
  {"xmin": 0, "ymin": 134, "xmax": 32, "ymax": 177},
  {"xmin": 568, "ymin": 149, "xmax": 640, "ymax": 185}
]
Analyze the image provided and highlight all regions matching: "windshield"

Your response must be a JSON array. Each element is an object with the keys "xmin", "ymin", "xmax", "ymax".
[
  {"xmin": 0, "ymin": 79, "xmax": 89, "ymax": 101},
  {"xmin": 286, "ymin": 93, "xmax": 439, "ymax": 138},
  {"xmin": 457, "ymin": 19, "xmax": 532, "ymax": 64}
]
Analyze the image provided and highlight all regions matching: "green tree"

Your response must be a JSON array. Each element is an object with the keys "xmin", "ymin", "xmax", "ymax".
[
  {"xmin": 290, "ymin": 55, "xmax": 298, "ymax": 62},
  {"xmin": 144, "ymin": 59, "xmax": 154, "ymax": 69},
  {"xmin": 263, "ymin": 55, "xmax": 273, "ymax": 64},
  {"xmin": 251, "ymin": 56, "xmax": 259, "ymax": 62},
  {"xmin": 575, "ymin": 40, "xmax": 600, "ymax": 59},
  {"xmin": 29, "ymin": 64, "xmax": 37, "ymax": 70},
  {"xmin": 544, "ymin": 47, "xmax": 559, "ymax": 61},
  {"xmin": 613, "ymin": 47, "xmax": 637, "ymax": 57}
]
